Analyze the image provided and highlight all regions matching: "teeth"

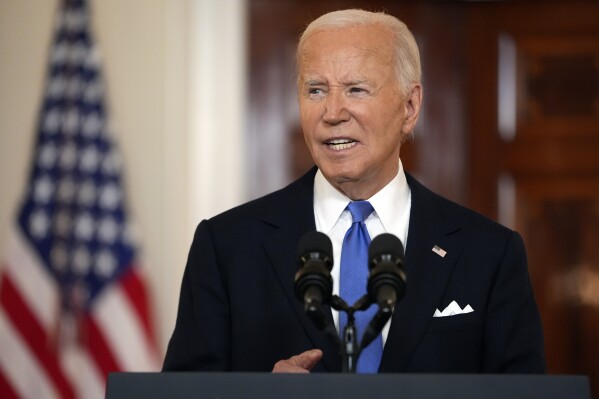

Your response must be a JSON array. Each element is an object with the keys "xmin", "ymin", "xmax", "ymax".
[
  {"xmin": 327, "ymin": 139, "xmax": 356, "ymax": 150},
  {"xmin": 328, "ymin": 139, "xmax": 352, "ymax": 144}
]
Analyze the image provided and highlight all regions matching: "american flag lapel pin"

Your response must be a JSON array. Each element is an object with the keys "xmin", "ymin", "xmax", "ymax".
[{"xmin": 432, "ymin": 245, "xmax": 447, "ymax": 258}]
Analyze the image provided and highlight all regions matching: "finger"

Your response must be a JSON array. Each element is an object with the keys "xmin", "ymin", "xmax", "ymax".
[
  {"xmin": 272, "ymin": 359, "xmax": 310, "ymax": 374},
  {"xmin": 271, "ymin": 349, "xmax": 323, "ymax": 373},
  {"xmin": 291, "ymin": 349, "xmax": 323, "ymax": 370}
]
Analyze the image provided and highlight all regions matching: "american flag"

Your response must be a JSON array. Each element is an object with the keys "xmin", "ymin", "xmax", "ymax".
[{"xmin": 0, "ymin": 0, "xmax": 159, "ymax": 397}]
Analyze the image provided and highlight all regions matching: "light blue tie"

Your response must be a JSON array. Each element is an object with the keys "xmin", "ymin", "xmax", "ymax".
[{"xmin": 339, "ymin": 201, "xmax": 383, "ymax": 373}]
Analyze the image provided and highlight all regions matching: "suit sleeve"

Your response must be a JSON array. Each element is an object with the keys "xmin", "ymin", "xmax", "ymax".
[
  {"xmin": 482, "ymin": 231, "xmax": 546, "ymax": 373},
  {"xmin": 162, "ymin": 220, "xmax": 231, "ymax": 371}
]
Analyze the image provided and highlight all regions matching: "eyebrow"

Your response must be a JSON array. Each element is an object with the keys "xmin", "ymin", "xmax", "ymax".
[
  {"xmin": 343, "ymin": 79, "xmax": 368, "ymax": 85},
  {"xmin": 303, "ymin": 78, "xmax": 368, "ymax": 87}
]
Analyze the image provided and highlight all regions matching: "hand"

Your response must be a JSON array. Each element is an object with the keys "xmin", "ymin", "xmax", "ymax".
[{"xmin": 271, "ymin": 349, "xmax": 323, "ymax": 373}]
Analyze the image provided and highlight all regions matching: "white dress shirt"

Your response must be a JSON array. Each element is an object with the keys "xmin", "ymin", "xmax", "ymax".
[{"xmin": 313, "ymin": 161, "xmax": 412, "ymax": 344}]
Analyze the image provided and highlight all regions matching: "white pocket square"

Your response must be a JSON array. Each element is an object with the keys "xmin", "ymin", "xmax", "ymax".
[{"xmin": 433, "ymin": 300, "xmax": 474, "ymax": 317}]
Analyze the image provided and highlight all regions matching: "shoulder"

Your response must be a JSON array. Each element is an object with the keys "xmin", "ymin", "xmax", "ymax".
[
  {"xmin": 187, "ymin": 167, "xmax": 317, "ymax": 272},
  {"xmin": 406, "ymin": 172, "xmax": 518, "ymax": 245},
  {"xmin": 205, "ymin": 167, "xmax": 317, "ymax": 230}
]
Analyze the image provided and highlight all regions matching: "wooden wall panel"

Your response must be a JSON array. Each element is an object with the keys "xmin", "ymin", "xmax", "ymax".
[
  {"xmin": 516, "ymin": 180, "xmax": 599, "ymax": 382},
  {"xmin": 517, "ymin": 36, "xmax": 599, "ymax": 137},
  {"xmin": 469, "ymin": 1, "xmax": 599, "ymax": 395}
]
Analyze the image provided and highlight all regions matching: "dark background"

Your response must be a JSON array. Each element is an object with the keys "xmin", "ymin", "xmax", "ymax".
[{"xmin": 248, "ymin": 0, "xmax": 599, "ymax": 396}]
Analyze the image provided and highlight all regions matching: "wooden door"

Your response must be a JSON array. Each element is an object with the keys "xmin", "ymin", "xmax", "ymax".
[{"xmin": 467, "ymin": 1, "xmax": 599, "ymax": 394}]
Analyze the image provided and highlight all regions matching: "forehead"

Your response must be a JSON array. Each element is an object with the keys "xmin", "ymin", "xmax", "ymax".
[{"xmin": 298, "ymin": 25, "xmax": 395, "ymax": 72}]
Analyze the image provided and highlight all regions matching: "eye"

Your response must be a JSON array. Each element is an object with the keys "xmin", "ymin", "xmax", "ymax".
[
  {"xmin": 307, "ymin": 87, "xmax": 326, "ymax": 100},
  {"xmin": 349, "ymin": 87, "xmax": 366, "ymax": 94}
]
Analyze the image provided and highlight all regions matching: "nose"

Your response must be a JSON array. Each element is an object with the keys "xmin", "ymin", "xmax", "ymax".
[{"xmin": 322, "ymin": 90, "xmax": 350, "ymax": 125}]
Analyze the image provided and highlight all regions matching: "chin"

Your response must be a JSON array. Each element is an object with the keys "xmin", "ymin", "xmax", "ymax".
[{"xmin": 321, "ymin": 166, "xmax": 362, "ymax": 186}]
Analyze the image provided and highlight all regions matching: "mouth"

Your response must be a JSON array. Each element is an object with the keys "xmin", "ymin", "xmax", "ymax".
[{"xmin": 324, "ymin": 138, "xmax": 358, "ymax": 151}]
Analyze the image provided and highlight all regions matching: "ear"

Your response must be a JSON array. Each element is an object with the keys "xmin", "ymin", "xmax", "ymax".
[{"xmin": 401, "ymin": 84, "xmax": 423, "ymax": 135}]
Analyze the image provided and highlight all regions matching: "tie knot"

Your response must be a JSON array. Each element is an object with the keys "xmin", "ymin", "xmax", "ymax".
[{"xmin": 347, "ymin": 201, "xmax": 374, "ymax": 223}]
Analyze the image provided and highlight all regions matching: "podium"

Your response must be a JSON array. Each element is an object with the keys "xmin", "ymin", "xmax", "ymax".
[{"xmin": 106, "ymin": 373, "xmax": 591, "ymax": 399}]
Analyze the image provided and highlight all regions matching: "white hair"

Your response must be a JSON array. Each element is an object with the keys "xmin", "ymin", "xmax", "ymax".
[{"xmin": 297, "ymin": 9, "xmax": 422, "ymax": 93}]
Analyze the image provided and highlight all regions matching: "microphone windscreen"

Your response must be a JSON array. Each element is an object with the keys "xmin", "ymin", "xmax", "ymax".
[
  {"xmin": 297, "ymin": 231, "xmax": 333, "ymax": 259},
  {"xmin": 368, "ymin": 233, "xmax": 405, "ymax": 261}
]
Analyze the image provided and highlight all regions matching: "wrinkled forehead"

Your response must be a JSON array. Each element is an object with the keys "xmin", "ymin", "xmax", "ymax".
[
  {"xmin": 297, "ymin": 26, "xmax": 397, "ymax": 85},
  {"xmin": 297, "ymin": 24, "xmax": 395, "ymax": 66}
]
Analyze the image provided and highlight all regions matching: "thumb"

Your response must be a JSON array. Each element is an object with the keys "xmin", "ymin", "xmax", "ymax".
[{"xmin": 294, "ymin": 349, "xmax": 323, "ymax": 370}]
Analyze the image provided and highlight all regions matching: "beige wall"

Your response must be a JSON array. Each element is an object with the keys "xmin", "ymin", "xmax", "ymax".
[{"xmin": 0, "ymin": 0, "xmax": 247, "ymax": 356}]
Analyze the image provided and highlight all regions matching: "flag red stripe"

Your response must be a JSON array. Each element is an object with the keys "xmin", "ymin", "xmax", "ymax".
[
  {"xmin": 83, "ymin": 313, "xmax": 121, "ymax": 381},
  {"xmin": 0, "ymin": 275, "xmax": 75, "ymax": 399},
  {"xmin": 120, "ymin": 266, "xmax": 157, "ymax": 348},
  {"xmin": 0, "ymin": 368, "xmax": 19, "ymax": 399}
]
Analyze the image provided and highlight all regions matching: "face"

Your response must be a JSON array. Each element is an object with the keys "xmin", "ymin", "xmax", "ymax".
[{"xmin": 298, "ymin": 24, "xmax": 421, "ymax": 200}]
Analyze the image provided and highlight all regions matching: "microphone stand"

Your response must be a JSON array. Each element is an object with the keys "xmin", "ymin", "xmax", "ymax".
[{"xmin": 331, "ymin": 295, "xmax": 372, "ymax": 373}]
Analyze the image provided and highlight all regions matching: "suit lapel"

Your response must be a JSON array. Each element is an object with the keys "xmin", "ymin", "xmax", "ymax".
[
  {"xmin": 379, "ymin": 174, "xmax": 463, "ymax": 372},
  {"xmin": 261, "ymin": 167, "xmax": 341, "ymax": 372}
]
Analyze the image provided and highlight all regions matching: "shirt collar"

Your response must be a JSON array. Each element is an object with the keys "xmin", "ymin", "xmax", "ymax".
[{"xmin": 313, "ymin": 160, "xmax": 410, "ymax": 234}]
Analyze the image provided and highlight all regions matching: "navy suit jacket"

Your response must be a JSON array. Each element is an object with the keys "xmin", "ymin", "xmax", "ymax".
[{"xmin": 163, "ymin": 167, "xmax": 546, "ymax": 373}]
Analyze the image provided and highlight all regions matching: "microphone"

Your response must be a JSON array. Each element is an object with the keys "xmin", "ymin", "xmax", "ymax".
[
  {"xmin": 294, "ymin": 231, "xmax": 334, "ymax": 329},
  {"xmin": 367, "ymin": 233, "xmax": 406, "ymax": 311}
]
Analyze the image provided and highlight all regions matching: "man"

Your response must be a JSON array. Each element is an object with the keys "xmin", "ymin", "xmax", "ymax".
[{"xmin": 163, "ymin": 9, "xmax": 545, "ymax": 374}]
